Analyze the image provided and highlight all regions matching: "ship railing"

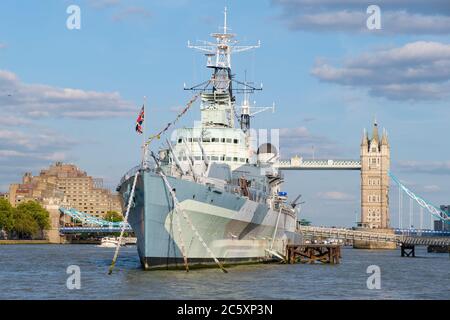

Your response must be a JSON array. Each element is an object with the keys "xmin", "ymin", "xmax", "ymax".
[{"xmin": 118, "ymin": 165, "xmax": 142, "ymax": 187}]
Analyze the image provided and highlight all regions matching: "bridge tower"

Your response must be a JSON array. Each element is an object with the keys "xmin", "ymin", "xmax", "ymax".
[{"xmin": 360, "ymin": 120, "xmax": 390, "ymax": 229}]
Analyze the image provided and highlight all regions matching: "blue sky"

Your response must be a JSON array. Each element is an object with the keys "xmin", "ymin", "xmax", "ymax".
[{"xmin": 0, "ymin": 0, "xmax": 449, "ymax": 227}]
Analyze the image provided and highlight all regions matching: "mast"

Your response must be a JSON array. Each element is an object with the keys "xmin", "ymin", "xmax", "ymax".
[{"xmin": 187, "ymin": 7, "xmax": 260, "ymax": 129}]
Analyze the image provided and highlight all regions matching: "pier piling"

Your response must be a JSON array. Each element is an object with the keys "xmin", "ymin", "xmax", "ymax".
[
  {"xmin": 286, "ymin": 244, "xmax": 341, "ymax": 264},
  {"xmin": 401, "ymin": 244, "xmax": 415, "ymax": 257}
]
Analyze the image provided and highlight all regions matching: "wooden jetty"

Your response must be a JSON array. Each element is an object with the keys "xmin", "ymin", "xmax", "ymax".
[{"xmin": 286, "ymin": 244, "xmax": 342, "ymax": 264}]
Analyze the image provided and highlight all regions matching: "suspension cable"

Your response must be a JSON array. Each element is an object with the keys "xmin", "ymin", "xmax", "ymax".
[
  {"xmin": 389, "ymin": 172, "xmax": 449, "ymax": 224},
  {"xmin": 409, "ymin": 198, "xmax": 413, "ymax": 229}
]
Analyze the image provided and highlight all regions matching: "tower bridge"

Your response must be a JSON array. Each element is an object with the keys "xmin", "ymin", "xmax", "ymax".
[
  {"xmin": 278, "ymin": 120, "xmax": 391, "ymax": 232},
  {"xmin": 276, "ymin": 120, "xmax": 449, "ymax": 249}
]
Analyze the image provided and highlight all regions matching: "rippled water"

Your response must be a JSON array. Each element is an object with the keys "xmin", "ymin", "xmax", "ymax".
[{"xmin": 0, "ymin": 245, "xmax": 449, "ymax": 299}]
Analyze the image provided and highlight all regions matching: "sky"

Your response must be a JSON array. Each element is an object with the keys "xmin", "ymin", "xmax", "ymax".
[{"xmin": 0, "ymin": 0, "xmax": 449, "ymax": 228}]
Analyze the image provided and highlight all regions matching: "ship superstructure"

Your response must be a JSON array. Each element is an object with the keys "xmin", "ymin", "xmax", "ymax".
[{"xmin": 118, "ymin": 8, "xmax": 299, "ymax": 270}]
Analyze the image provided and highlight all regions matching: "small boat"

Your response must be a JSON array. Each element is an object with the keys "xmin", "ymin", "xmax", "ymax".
[
  {"xmin": 122, "ymin": 237, "xmax": 137, "ymax": 245},
  {"xmin": 98, "ymin": 237, "xmax": 122, "ymax": 248}
]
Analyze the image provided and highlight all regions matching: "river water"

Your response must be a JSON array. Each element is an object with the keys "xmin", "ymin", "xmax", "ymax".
[{"xmin": 0, "ymin": 245, "xmax": 448, "ymax": 299}]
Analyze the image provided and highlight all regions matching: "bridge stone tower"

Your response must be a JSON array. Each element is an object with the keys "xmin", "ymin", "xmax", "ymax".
[{"xmin": 360, "ymin": 120, "xmax": 390, "ymax": 229}]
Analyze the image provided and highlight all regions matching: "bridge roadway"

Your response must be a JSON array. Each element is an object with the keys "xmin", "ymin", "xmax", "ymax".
[
  {"xmin": 277, "ymin": 158, "xmax": 362, "ymax": 170},
  {"xmin": 60, "ymin": 226, "xmax": 133, "ymax": 234},
  {"xmin": 299, "ymin": 226, "xmax": 450, "ymax": 247}
]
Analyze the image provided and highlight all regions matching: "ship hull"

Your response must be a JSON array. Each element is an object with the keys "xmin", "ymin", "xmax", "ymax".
[{"xmin": 118, "ymin": 169, "xmax": 299, "ymax": 270}]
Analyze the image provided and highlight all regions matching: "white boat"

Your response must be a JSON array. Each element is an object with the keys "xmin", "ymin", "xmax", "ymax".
[{"xmin": 98, "ymin": 237, "xmax": 122, "ymax": 248}]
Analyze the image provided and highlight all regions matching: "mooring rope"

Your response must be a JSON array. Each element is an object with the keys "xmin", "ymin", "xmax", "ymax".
[
  {"xmin": 151, "ymin": 153, "xmax": 227, "ymax": 273},
  {"xmin": 108, "ymin": 170, "xmax": 140, "ymax": 275},
  {"xmin": 171, "ymin": 190, "xmax": 190, "ymax": 272},
  {"xmin": 270, "ymin": 206, "xmax": 283, "ymax": 251}
]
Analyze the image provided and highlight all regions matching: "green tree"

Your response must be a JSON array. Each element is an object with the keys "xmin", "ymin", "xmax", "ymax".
[
  {"xmin": 11, "ymin": 208, "xmax": 39, "ymax": 239},
  {"xmin": 299, "ymin": 219, "xmax": 312, "ymax": 226},
  {"xmin": 0, "ymin": 199, "xmax": 14, "ymax": 233},
  {"xmin": 16, "ymin": 201, "xmax": 50, "ymax": 230},
  {"xmin": 104, "ymin": 211, "xmax": 123, "ymax": 222}
]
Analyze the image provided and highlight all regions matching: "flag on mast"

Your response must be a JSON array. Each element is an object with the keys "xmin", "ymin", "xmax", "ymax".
[{"xmin": 135, "ymin": 105, "xmax": 144, "ymax": 134}]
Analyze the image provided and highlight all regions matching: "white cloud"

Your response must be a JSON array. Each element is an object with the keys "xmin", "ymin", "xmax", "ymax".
[
  {"xmin": 88, "ymin": 0, "xmax": 121, "ymax": 9},
  {"xmin": 0, "ymin": 115, "xmax": 32, "ymax": 126},
  {"xmin": 0, "ymin": 127, "xmax": 75, "ymax": 190},
  {"xmin": 395, "ymin": 160, "xmax": 450, "ymax": 175},
  {"xmin": 423, "ymin": 185, "xmax": 441, "ymax": 193},
  {"xmin": 0, "ymin": 69, "xmax": 135, "ymax": 119},
  {"xmin": 316, "ymin": 191, "xmax": 355, "ymax": 201},
  {"xmin": 279, "ymin": 127, "xmax": 342, "ymax": 158},
  {"xmin": 0, "ymin": 129, "xmax": 76, "ymax": 151},
  {"xmin": 273, "ymin": 0, "xmax": 450, "ymax": 34},
  {"xmin": 311, "ymin": 41, "xmax": 450, "ymax": 101},
  {"xmin": 112, "ymin": 6, "xmax": 152, "ymax": 22}
]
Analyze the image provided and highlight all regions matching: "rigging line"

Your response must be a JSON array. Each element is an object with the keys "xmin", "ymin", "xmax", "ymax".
[
  {"xmin": 166, "ymin": 200, "xmax": 175, "ymax": 269},
  {"xmin": 270, "ymin": 206, "xmax": 283, "ymax": 251},
  {"xmin": 145, "ymin": 81, "xmax": 211, "ymax": 147},
  {"xmin": 151, "ymin": 153, "xmax": 189, "ymax": 271},
  {"xmin": 172, "ymin": 194, "xmax": 190, "ymax": 272},
  {"xmin": 108, "ymin": 170, "xmax": 140, "ymax": 275},
  {"xmin": 152, "ymin": 152, "xmax": 228, "ymax": 273}
]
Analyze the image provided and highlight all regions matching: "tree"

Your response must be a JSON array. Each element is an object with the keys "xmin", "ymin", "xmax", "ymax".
[
  {"xmin": 299, "ymin": 219, "xmax": 312, "ymax": 226},
  {"xmin": 16, "ymin": 201, "xmax": 50, "ymax": 230},
  {"xmin": 104, "ymin": 211, "xmax": 123, "ymax": 222},
  {"xmin": 0, "ymin": 199, "xmax": 14, "ymax": 233},
  {"xmin": 11, "ymin": 208, "xmax": 39, "ymax": 239},
  {"xmin": 15, "ymin": 201, "xmax": 50, "ymax": 239}
]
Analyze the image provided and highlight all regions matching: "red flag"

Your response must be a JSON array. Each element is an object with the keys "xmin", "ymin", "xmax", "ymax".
[{"xmin": 135, "ymin": 105, "xmax": 144, "ymax": 134}]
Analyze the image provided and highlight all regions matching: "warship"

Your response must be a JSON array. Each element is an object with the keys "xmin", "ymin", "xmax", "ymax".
[{"xmin": 117, "ymin": 9, "xmax": 300, "ymax": 270}]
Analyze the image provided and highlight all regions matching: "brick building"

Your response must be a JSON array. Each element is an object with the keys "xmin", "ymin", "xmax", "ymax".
[{"xmin": 7, "ymin": 162, "xmax": 122, "ymax": 218}]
